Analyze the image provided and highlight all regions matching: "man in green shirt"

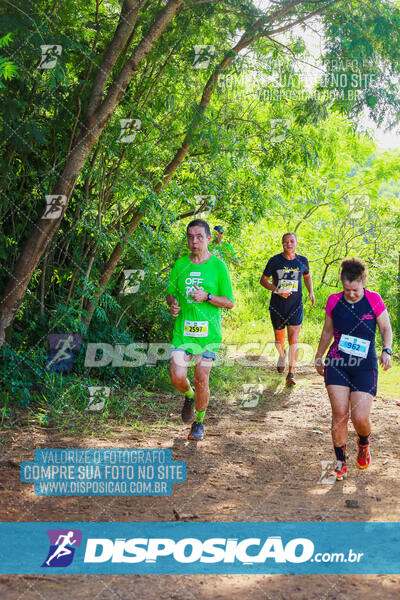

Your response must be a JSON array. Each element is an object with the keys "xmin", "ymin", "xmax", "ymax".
[
  {"xmin": 166, "ymin": 219, "xmax": 234, "ymax": 440},
  {"xmin": 209, "ymin": 225, "xmax": 239, "ymax": 266}
]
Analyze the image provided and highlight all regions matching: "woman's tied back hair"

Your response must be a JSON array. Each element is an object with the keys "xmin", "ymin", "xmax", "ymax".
[{"xmin": 340, "ymin": 257, "xmax": 368, "ymax": 283}]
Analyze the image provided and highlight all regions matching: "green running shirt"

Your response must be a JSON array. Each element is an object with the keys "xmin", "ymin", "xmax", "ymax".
[{"xmin": 167, "ymin": 254, "xmax": 234, "ymax": 354}]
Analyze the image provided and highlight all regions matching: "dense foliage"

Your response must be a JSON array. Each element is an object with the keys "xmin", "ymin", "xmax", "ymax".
[{"xmin": 0, "ymin": 0, "xmax": 399, "ymax": 420}]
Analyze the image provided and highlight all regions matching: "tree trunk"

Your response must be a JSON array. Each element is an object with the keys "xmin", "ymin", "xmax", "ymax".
[
  {"xmin": 84, "ymin": 209, "xmax": 144, "ymax": 324},
  {"xmin": 39, "ymin": 250, "xmax": 50, "ymax": 317},
  {"xmin": 83, "ymin": 13, "xmax": 274, "ymax": 327},
  {"xmin": 79, "ymin": 253, "xmax": 97, "ymax": 311},
  {"xmin": 65, "ymin": 240, "xmax": 94, "ymax": 306},
  {"xmin": 398, "ymin": 251, "xmax": 400, "ymax": 324},
  {"xmin": 84, "ymin": 0, "xmax": 334, "ymax": 328},
  {"xmin": 0, "ymin": 0, "xmax": 183, "ymax": 346}
]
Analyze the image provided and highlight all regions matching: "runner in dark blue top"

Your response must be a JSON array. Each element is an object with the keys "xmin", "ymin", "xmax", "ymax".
[
  {"xmin": 315, "ymin": 258, "xmax": 392, "ymax": 481},
  {"xmin": 260, "ymin": 232, "xmax": 315, "ymax": 385}
]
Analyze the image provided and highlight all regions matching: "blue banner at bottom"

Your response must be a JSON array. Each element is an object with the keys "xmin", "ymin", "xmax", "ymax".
[{"xmin": 0, "ymin": 522, "xmax": 399, "ymax": 574}]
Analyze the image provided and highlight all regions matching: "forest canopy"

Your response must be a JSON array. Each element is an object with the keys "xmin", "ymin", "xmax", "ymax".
[{"xmin": 0, "ymin": 0, "xmax": 399, "ymax": 416}]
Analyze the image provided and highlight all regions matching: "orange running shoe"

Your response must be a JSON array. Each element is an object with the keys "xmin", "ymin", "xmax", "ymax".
[
  {"xmin": 357, "ymin": 443, "xmax": 371, "ymax": 469},
  {"xmin": 286, "ymin": 372, "xmax": 296, "ymax": 386},
  {"xmin": 333, "ymin": 460, "xmax": 347, "ymax": 481}
]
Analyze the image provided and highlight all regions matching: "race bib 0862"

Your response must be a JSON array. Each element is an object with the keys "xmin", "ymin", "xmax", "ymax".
[{"xmin": 183, "ymin": 320, "xmax": 209, "ymax": 337}]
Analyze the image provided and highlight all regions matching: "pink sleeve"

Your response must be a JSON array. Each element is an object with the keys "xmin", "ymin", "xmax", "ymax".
[
  {"xmin": 325, "ymin": 292, "xmax": 343, "ymax": 318},
  {"xmin": 365, "ymin": 290, "xmax": 386, "ymax": 317},
  {"xmin": 325, "ymin": 292, "xmax": 343, "ymax": 319}
]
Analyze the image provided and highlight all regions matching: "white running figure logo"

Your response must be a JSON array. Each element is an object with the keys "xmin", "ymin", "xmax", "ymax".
[
  {"xmin": 46, "ymin": 531, "xmax": 77, "ymax": 565},
  {"xmin": 46, "ymin": 335, "xmax": 75, "ymax": 369}
]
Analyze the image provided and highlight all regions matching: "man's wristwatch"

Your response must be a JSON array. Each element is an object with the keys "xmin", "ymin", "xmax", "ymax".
[
  {"xmin": 383, "ymin": 348, "xmax": 392, "ymax": 355},
  {"xmin": 207, "ymin": 293, "xmax": 213, "ymax": 302},
  {"xmin": 315, "ymin": 358, "xmax": 324, "ymax": 365}
]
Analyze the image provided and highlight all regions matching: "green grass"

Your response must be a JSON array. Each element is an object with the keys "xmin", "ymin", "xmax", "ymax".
[
  {"xmin": 223, "ymin": 316, "xmax": 322, "ymax": 349},
  {"xmin": 0, "ymin": 337, "xmax": 397, "ymax": 435},
  {"xmin": 224, "ymin": 315, "xmax": 400, "ymax": 399},
  {"xmin": 377, "ymin": 360, "xmax": 400, "ymax": 400}
]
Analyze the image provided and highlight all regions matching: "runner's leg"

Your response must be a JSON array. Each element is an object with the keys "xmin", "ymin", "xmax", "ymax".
[
  {"xmin": 327, "ymin": 384, "xmax": 350, "ymax": 479},
  {"xmin": 287, "ymin": 324, "xmax": 301, "ymax": 375},
  {"xmin": 170, "ymin": 350, "xmax": 196, "ymax": 423},
  {"xmin": 350, "ymin": 391, "xmax": 373, "ymax": 468},
  {"xmin": 170, "ymin": 350, "xmax": 192, "ymax": 394},
  {"xmin": 274, "ymin": 327, "xmax": 287, "ymax": 373},
  {"xmin": 274, "ymin": 327, "xmax": 285, "ymax": 358},
  {"xmin": 327, "ymin": 385, "xmax": 351, "ymax": 447},
  {"xmin": 350, "ymin": 391, "xmax": 373, "ymax": 437},
  {"xmin": 193, "ymin": 356, "xmax": 213, "ymax": 413},
  {"xmin": 188, "ymin": 356, "xmax": 213, "ymax": 440}
]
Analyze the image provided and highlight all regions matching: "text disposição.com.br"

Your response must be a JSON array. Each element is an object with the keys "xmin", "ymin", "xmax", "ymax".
[
  {"xmin": 83, "ymin": 536, "xmax": 364, "ymax": 565},
  {"xmin": 311, "ymin": 549, "xmax": 364, "ymax": 563}
]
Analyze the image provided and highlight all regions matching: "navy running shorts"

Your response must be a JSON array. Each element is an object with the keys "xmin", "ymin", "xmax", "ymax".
[
  {"xmin": 324, "ymin": 363, "xmax": 378, "ymax": 396},
  {"xmin": 269, "ymin": 304, "xmax": 303, "ymax": 330}
]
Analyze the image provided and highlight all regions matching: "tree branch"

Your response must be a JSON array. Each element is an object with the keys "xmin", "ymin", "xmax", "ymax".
[
  {"xmin": 259, "ymin": 1, "xmax": 339, "ymax": 39},
  {"xmin": 184, "ymin": 0, "xmax": 222, "ymax": 6},
  {"xmin": 86, "ymin": 0, "xmax": 143, "ymax": 117},
  {"xmin": 94, "ymin": 0, "xmax": 184, "ymax": 128}
]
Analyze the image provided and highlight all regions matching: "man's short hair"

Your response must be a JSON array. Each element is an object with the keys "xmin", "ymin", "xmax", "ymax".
[
  {"xmin": 187, "ymin": 219, "xmax": 211, "ymax": 236},
  {"xmin": 282, "ymin": 232, "xmax": 297, "ymax": 243}
]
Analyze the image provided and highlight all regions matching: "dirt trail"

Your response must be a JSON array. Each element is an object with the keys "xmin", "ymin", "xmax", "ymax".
[{"xmin": 1, "ymin": 368, "xmax": 400, "ymax": 599}]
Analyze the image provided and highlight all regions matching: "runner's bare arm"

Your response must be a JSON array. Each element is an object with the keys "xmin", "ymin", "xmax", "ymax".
[
  {"xmin": 259, "ymin": 274, "xmax": 291, "ymax": 298},
  {"xmin": 189, "ymin": 286, "xmax": 233, "ymax": 309},
  {"xmin": 166, "ymin": 293, "xmax": 180, "ymax": 316},
  {"xmin": 315, "ymin": 314, "xmax": 334, "ymax": 356},
  {"xmin": 377, "ymin": 309, "xmax": 392, "ymax": 370},
  {"xmin": 259, "ymin": 274, "xmax": 276, "ymax": 291},
  {"xmin": 303, "ymin": 273, "xmax": 315, "ymax": 306},
  {"xmin": 207, "ymin": 295, "xmax": 234, "ymax": 309},
  {"xmin": 315, "ymin": 314, "xmax": 334, "ymax": 375},
  {"xmin": 166, "ymin": 294, "xmax": 176, "ymax": 306}
]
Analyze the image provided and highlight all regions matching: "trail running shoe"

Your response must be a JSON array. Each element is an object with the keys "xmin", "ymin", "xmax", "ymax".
[
  {"xmin": 333, "ymin": 460, "xmax": 347, "ymax": 481},
  {"xmin": 286, "ymin": 372, "xmax": 296, "ymax": 386},
  {"xmin": 181, "ymin": 398, "xmax": 195, "ymax": 424},
  {"xmin": 277, "ymin": 350, "xmax": 287, "ymax": 373},
  {"xmin": 188, "ymin": 421, "xmax": 204, "ymax": 441},
  {"xmin": 357, "ymin": 443, "xmax": 371, "ymax": 469}
]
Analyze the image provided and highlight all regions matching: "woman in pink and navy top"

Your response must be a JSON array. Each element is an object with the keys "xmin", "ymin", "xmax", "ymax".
[{"xmin": 315, "ymin": 258, "xmax": 392, "ymax": 481}]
